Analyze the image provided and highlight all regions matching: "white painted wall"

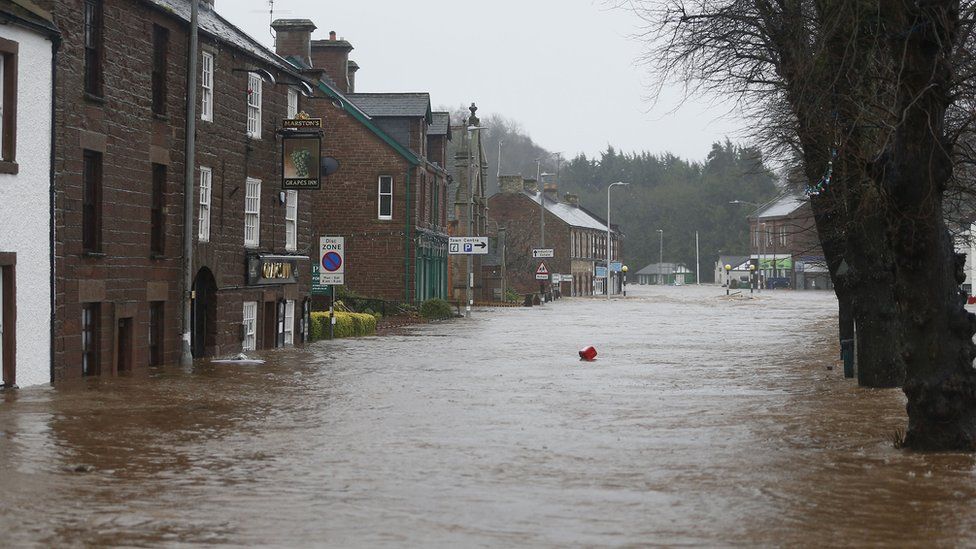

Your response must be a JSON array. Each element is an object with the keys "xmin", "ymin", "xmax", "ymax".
[{"xmin": 0, "ymin": 25, "xmax": 53, "ymax": 387}]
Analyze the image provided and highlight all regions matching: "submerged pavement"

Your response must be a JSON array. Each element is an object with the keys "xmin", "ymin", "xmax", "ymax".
[{"xmin": 2, "ymin": 285, "xmax": 975, "ymax": 546}]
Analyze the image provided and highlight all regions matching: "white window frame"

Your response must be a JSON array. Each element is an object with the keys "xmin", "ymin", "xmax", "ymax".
[
  {"xmin": 287, "ymin": 87, "xmax": 298, "ymax": 119},
  {"xmin": 285, "ymin": 189, "xmax": 298, "ymax": 251},
  {"xmin": 284, "ymin": 300, "xmax": 295, "ymax": 346},
  {"xmin": 198, "ymin": 166, "xmax": 212, "ymax": 242},
  {"xmin": 201, "ymin": 51, "xmax": 213, "ymax": 122},
  {"xmin": 247, "ymin": 72, "xmax": 262, "ymax": 138},
  {"xmin": 242, "ymin": 301, "xmax": 257, "ymax": 351},
  {"xmin": 244, "ymin": 177, "xmax": 261, "ymax": 248},
  {"xmin": 378, "ymin": 176, "xmax": 393, "ymax": 220}
]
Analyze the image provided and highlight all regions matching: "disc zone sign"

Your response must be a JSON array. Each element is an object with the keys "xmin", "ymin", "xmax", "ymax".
[{"xmin": 319, "ymin": 236, "xmax": 344, "ymax": 285}]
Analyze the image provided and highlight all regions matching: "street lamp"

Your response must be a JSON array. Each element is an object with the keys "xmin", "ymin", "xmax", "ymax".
[
  {"xmin": 725, "ymin": 264, "xmax": 732, "ymax": 296},
  {"xmin": 656, "ymin": 229, "xmax": 663, "ymax": 285},
  {"xmin": 622, "ymin": 265, "xmax": 629, "ymax": 297},
  {"xmin": 749, "ymin": 263, "xmax": 756, "ymax": 294},
  {"xmin": 607, "ymin": 181, "xmax": 629, "ymax": 300},
  {"xmin": 731, "ymin": 199, "xmax": 762, "ymax": 294}
]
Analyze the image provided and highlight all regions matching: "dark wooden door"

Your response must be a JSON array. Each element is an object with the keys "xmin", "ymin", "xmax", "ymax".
[
  {"xmin": 117, "ymin": 318, "xmax": 132, "ymax": 373},
  {"xmin": 262, "ymin": 301, "xmax": 276, "ymax": 350}
]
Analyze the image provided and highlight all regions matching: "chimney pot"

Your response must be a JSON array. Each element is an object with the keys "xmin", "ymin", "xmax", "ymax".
[{"xmin": 330, "ymin": 30, "xmax": 337, "ymax": 40}]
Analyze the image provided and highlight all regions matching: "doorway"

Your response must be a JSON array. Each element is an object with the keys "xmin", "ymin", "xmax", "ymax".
[
  {"xmin": 0, "ymin": 265, "xmax": 12, "ymax": 387},
  {"xmin": 192, "ymin": 268, "xmax": 217, "ymax": 358},
  {"xmin": 262, "ymin": 301, "xmax": 276, "ymax": 350},
  {"xmin": 116, "ymin": 317, "xmax": 133, "ymax": 373}
]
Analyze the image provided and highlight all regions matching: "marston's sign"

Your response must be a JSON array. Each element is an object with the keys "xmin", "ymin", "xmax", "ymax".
[
  {"xmin": 247, "ymin": 254, "xmax": 300, "ymax": 286},
  {"xmin": 283, "ymin": 117, "xmax": 323, "ymax": 129}
]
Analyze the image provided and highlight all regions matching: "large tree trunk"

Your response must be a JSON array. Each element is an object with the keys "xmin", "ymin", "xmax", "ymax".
[{"xmin": 885, "ymin": 1, "xmax": 976, "ymax": 451}]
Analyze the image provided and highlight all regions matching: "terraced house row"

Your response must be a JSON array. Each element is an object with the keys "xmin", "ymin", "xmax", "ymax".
[{"xmin": 0, "ymin": 0, "xmax": 455, "ymax": 388}]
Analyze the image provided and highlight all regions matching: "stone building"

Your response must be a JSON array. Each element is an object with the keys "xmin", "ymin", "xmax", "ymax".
[
  {"xmin": 39, "ymin": 0, "xmax": 314, "ymax": 379},
  {"xmin": 273, "ymin": 20, "xmax": 451, "ymax": 302},
  {"xmin": 488, "ymin": 176, "xmax": 623, "ymax": 297},
  {"xmin": 0, "ymin": 1, "xmax": 59, "ymax": 387},
  {"xmin": 747, "ymin": 193, "xmax": 830, "ymax": 290}
]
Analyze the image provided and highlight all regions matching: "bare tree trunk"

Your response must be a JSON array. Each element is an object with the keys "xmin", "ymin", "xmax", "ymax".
[{"xmin": 884, "ymin": 0, "xmax": 976, "ymax": 450}]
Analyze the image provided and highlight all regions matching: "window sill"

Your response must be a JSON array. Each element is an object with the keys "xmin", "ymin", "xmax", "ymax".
[
  {"xmin": 83, "ymin": 92, "xmax": 105, "ymax": 105},
  {"xmin": 150, "ymin": 253, "xmax": 165, "ymax": 260},
  {"xmin": 0, "ymin": 161, "xmax": 18, "ymax": 175},
  {"xmin": 153, "ymin": 113, "xmax": 169, "ymax": 122},
  {"xmin": 82, "ymin": 251, "xmax": 106, "ymax": 258},
  {"xmin": 378, "ymin": 217, "xmax": 393, "ymax": 222}
]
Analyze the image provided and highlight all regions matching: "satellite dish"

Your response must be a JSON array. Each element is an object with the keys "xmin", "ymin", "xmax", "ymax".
[{"xmin": 321, "ymin": 157, "xmax": 340, "ymax": 176}]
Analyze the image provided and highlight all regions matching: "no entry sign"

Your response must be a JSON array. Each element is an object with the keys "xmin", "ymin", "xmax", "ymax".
[{"xmin": 319, "ymin": 236, "xmax": 344, "ymax": 285}]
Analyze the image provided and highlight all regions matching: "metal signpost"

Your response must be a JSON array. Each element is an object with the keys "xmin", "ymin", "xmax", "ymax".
[
  {"xmin": 320, "ymin": 236, "xmax": 344, "ymax": 340},
  {"xmin": 449, "ymin": 236, "xmax": 489, "ymax": 255}
]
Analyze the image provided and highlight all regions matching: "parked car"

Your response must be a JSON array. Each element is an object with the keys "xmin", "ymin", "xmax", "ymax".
[{"xmin": 766, "ymin": 277, "xmax": 791, "ymax": 289}]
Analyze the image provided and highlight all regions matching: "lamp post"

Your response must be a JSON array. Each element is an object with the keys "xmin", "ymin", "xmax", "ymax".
[
  {"xmin": 725, "ymin": 264, "xmax": 732, "ymax": 295},
  {"xmin": 466, "ymin": 123, "xmax": 486, "ymax": 317},
  {"xmin": 622, "ymin": 265, "xmax": 628, "ymax": 297},
  {"xmin": 749, "ymin": 264, "xmax": 756, "ymax": 294},
  {"xmin": 730, "ymin": 200, "xmax": 761, "ymax": 293},
  {"xmin": 607, "ymin": 181, "xmax": 629, "ymax": 300},
  {"xmin": 656, "ymin": 229, "xmax": 663, "ymax": 285}
]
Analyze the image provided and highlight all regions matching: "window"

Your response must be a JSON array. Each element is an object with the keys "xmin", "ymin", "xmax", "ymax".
[
  {"xmin": 82, "ymin": 150, "xmax": 102, "ymax": 252},
  {"xmin": 151, "ymin": 163, "xmax": 165, "ymax": 255},
  {"xmin": 201, "ymin": 51, "xmax": 213, "ymax": 122},
  {"xmin": 242, "ymin": 301, "xmax": 257, "ymax": 351},
  {"xmin": 82, "ymin": 303, "xmax": 100, "ymax": 376},
  {"xmin": 287, "ymin": 87, "xmax": 298, "ymax": 119},
  {"xmin": 0, "ymin": 37, "xmax": 18, "ymax": 169},
  {"xmin": 244, "ymin": 177, "xmax": 261, "ymax": 247},
  {"xmin": 378, "ymin": 176, "xmax": 393, "ymax": 220},
  {"xmin": 284, "ymin": 300, "xmax": 295, "ymax": 346},
  {"xmin": 151, "ymin": 24, "xmax": 168, "ymax": 115},
  {"xmin": 780, "ymin": 226, "xmax": 788, "ymax": 246},
  {"xmin": 285, "ymin": 190, "xmax": 297, "ymax": 251},
  {"xmin": 148, "ymin": 301, "xmax": 163, "ymax": 366},
  {"xmin": 84, "ymin": 0, "xmax": 103, "ymax": 97},
  {"xmin": 247, "ymin": 72, "xmax": 261, "ymax": 138},
  {"xmin": 198, "ymin": 166, "xmax": 212, "ymax": 242}
]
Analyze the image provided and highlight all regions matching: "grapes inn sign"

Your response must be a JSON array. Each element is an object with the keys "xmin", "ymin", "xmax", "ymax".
[{"xmin": 281, "ymin": 114, "xmax": 323, "ymax": 190}]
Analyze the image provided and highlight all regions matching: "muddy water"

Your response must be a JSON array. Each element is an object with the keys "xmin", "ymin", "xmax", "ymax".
[{"xmin": 1, "ymin": 285, "xmax": 974, "ymax": 546}]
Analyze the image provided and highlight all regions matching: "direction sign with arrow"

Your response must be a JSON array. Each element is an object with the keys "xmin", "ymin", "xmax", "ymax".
[{"xmin": 449, "ymin": 236, "xmax": 489, "ymax": 255}]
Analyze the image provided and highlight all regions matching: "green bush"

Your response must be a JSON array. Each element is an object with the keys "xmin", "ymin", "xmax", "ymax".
[
  {"xmin": 420, "ymin": 298, "xmax": 454, "ymax": 320},
  {"xmin": 309, "ymin": 311, "xmax": 377, "ymax": 341}
]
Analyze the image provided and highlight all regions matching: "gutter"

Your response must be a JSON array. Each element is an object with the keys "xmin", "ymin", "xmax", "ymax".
[
  {"xmin": 404, "ymin": 168, "xmax": 411, "ymax": 301},
  {"xmin": 48, "ymin": 32, "xmax": 60, "ymax": 383}
]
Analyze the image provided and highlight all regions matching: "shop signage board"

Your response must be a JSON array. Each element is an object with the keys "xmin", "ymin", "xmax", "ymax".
[
  {"xmin": 595, "ymin": 266, "xmax": 608, "ymax": 278},
  {"xmin": 319, "ymin": 236, "xmax": 344, "ymax": 285},
  {"xmin": 610, "ymin": 261, "xmax": 622, "ymax": 272},
  {"xmin": 282, "ymin": 115, "xmax": 323, "ymax": 190},
  {"xmin": 247, "ymin": 254, "xmax": 299, "ymax": 286}
]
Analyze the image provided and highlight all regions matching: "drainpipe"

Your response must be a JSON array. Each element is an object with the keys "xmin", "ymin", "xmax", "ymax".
[
  {"xmin": 181, "ymin": 0, "xmax": 199, "ymax": 367},
  {"xmin": 404, "ymin": 168, "xmax": 412, "ymax": 302},
  {"xmin": 49, "ymin": 36, "xmax": 61, "ymax": 383}
]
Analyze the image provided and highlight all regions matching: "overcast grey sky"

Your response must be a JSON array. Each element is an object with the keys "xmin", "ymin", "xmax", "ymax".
[{"xmin": 220, "ymin": 0, "xmax": 746, "ymax": 162}]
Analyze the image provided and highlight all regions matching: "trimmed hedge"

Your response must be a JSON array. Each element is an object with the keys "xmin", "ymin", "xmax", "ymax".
[
  {"xmin": 420, "ymin": 298, "xmax": 454, "ymax": 320},
  {"xmin": 310, "ymin": 311, "xmax": 377, "ymax": 341}
]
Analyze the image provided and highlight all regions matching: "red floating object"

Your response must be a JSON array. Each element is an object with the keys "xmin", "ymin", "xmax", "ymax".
[{"xmin": 579, "ymin": 345, "xmax": 598, "ymax": 361}]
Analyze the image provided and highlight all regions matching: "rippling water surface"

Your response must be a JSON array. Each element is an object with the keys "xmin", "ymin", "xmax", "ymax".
[{"xmin": 2, "ymin": 285, "xmax": 974, "ymax": 546}]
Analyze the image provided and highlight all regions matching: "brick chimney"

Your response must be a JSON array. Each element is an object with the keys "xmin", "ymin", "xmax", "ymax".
[
  {"xmin": 543, "ymin": 182, "xmax": 558, "ymax": 203},
  {"xmin": 271, "ymin": 19, "xmax": 317, "ymax": 68},
  {"xmin": 564, "ymin": 193, "xmax": 579, "ymax": 206},
  {"xmin": 311, "ymin": 32, "xmax": 354, "ymax": 93},
  {"xmin": 347, "ymin": 60, "xmax": 360, "ymax": 93},
  {"xmin": 499, "ymin": 175, "xmax": 524, "ymax": 194},
  {"xmin": 523, "ymin": 178, "xmax": 539, "ymax": 194},
  {"xmin": 200, "ymin": 0, "xmax": 214, "ymax": 8}
]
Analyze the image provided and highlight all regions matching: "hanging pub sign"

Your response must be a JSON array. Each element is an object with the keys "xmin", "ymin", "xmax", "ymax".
[
  {"xmin": 281, "ymin": 112, "xmax": 323, "ymax": 190},
  {"xmin": 247, "ymin": 254, "xmax": 300, "ymax": 286}
]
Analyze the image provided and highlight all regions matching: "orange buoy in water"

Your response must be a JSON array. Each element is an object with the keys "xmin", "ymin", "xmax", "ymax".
[{"xmin": 579, "ymin": 345, "xmax": 597, "ymax": 361}]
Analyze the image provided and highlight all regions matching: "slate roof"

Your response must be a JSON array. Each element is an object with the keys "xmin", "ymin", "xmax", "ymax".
[
  {"xmin": 526, "ymin": 192, "xmax": 613, "ymax": 232},
  {"xmin": 346, "ymin": 93, "xmax": 433, "ymax": 123},
  {"xmin": 751, "ymin": 193, "xmax": 806, "ymax": 220},
  {"xmin": 637, "ymin": 262, "xmax": 691, "ymax": 275},
  {"xmin": 718, "ymin": 255, "xmax": 751, "ymax": 271},
  {"xmin": 428, "ymin": 112, "xmax": 451, "ymax": 137},
  {"xmin": 146, "ymin": 0, "xmax": 301, "ymax": 77}
]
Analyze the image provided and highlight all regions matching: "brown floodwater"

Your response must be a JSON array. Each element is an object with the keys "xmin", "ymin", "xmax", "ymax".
[{"xmin": 1, "ymin": 285, "xmax": 973, "ymax": 546}]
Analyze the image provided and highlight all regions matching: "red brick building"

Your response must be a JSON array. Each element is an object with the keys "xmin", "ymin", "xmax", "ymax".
[
  {"xmin": 747, "ymin": 193, "xmax": 830, "ymax": 289},
  {"xmin": 488, "ymin": 176, "xmax": 623, "ymax": 296},
  {"xmin": 41, "ymin": 0, "xmax": 314, "ymax": 379},
  {"xmin": 273, "ymin": 20, "xmax": 450, "ymax": 302}
]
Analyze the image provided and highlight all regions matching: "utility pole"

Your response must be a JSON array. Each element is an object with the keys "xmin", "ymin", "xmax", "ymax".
[
  {"xmin": 181, "ymin": 0, "xmax": 199, "ymax": 366},
  {"xmin": 466, "ymin": 127, "xmax": 475, "ymax": 318},
  {"xmin": 497, "ymin": 141, "xmax": 502, "ymax": 179},
  {"xmin": 696, "ymin": 230, "xmax": 700, "ymax": 285}
]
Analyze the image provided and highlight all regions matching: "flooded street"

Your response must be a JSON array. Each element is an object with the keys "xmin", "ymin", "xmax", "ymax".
[{"xmin": 3, "ymin": 285, "xmax": 976, "ymax": 546}]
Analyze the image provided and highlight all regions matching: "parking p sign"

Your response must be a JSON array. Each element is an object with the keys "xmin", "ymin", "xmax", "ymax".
[{"xmin": 319, "ymin": 236, "xmax": 344, "ymax": 285}]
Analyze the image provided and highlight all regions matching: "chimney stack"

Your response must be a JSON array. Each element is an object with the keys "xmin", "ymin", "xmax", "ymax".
[
  {"xmin": 543, "ymin": 182, "xmax": 558, "ymax": 203},
  {"xmin": 311, "ymin": 32, "xmax": 354, "ymax": 93},
  {"xmin": 347, "ymin": 60, "xmax": 360, "ymax": 93},
  {"xmin": 523, "ymin": 178, "xmax": 539, "ymax": 194},
  {"xmin": 564, "ymin": 193, "xmax": 579, "ymax": 206},
  {"xmin": 271, "ymin": 19, "xmax": 317, "ymax": 68},
  {"xmin": 499, "ymin": 175, "xmax": 524, "ymax": 194}
]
